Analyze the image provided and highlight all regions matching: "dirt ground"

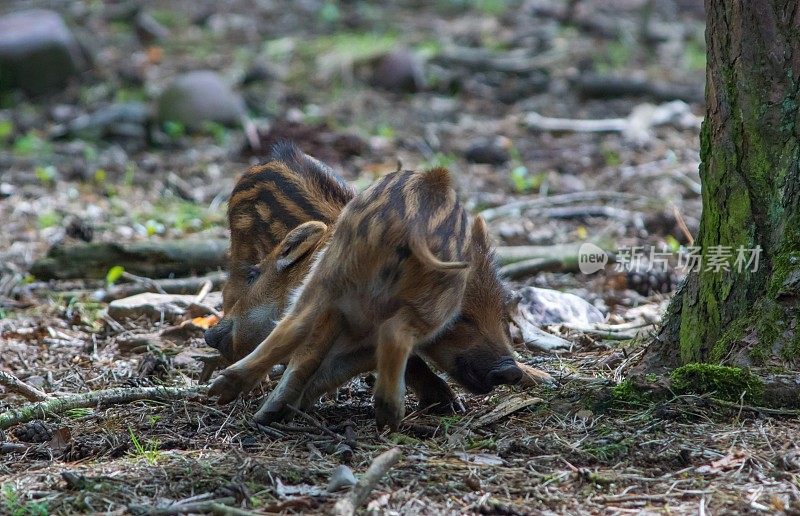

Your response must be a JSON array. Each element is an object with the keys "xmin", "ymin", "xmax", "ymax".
[{"xmin": 2, "ymin": 0, "xmax": 799, "ymax": 514}]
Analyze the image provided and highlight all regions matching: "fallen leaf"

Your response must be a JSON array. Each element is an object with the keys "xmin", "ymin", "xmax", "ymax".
[
  {"xmin": 696, "ymin": 450, "xmax": 747, "ymax": 474},
  {"xmin": 191, "ymin": 314, "xmax": 220, "ymax": 330},
  {"xmin": 475, "ymin": 395, "xmax": 544, "ymax": 428},
  {"xmin": 48, "ymin": 427, "xmax": 72, "ymax": 452},
  {"xmin": 146, "ymin": 46, "xmax": 163, "ymax": 64}
]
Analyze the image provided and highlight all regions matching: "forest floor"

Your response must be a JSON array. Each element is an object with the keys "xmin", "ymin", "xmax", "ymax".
[{"xmin": 2, "ymin": 0, "xmax": 799, "ymax": 514}]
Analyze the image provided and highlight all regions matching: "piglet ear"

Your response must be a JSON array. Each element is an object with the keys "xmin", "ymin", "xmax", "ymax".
[
  {"xmin": 470, "ymin": 216, "xmax": 491, "ymax": 254},
  {"xmin": 275, "ymin": 221, "xmax": 328, "ymax": 272}
]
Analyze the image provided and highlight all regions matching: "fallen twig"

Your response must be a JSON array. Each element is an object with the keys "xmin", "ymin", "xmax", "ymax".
[
  {"xmin": 102, "ymin": 272, "xmax": 227, "ymax": 302},
  {"xmin": 284, "ymin": 404, "xmax": 356, "ymax": 448},
  {"xmin": 499, "ymin": 258, "xmax": 568, "ymax": 279},
  {"xmin": 478, "ymin": 191, "xmax": 650, "ymax": 222},
  {"xmin": 122, "ymin": 271, "xmax": 167, "ymax": 294},
  {"xmin": 709, "ymin": 397, "xmax": 800, "ymax": 417},
  {"xmin": 495, "ymin": 242, "xmax": 615, "ymax": 268},
  {"xmin": 574, "ymin": 73, "xmax": 703, "ymax": 103},
  {"xmin": 0, "ymin": 385, "xmax": 208, "ymax": 429},
  {"xmin": 0, "ymin": 370, "xmax": 52, "ymax": 402},
  {"xmin": 29, "ymin": 239, "xmax": 229, "ymax": 280},
  {"xmin": 525, "ymin": 101, "xmax": 701, "ymax": 144},
  {"xmin": 517, "ymin": 363, "xmax": 557, "ymax": 388},
  {"xmin": 672, "ymin": 204, "xmax": 696, "ymax": 245},
  {"xmin": 556, "ymin": 323, "xmax": 642, "ymax": 341},
  {"xmin": 433, "ymin": 46, "xmax": 545, "ymax": 73},
  {"xmin": 194, "ymin": 280, "xmax": 213, "ymax": 305},
  {"xmin": 334, "ymin": 447, "xmax": 403, "ymax": 516},
  {"xmin": 1, "ymin": 442, "xmax": 31, "ymax": 454},
  {"xmin": 145, "ymin": 497, "xmax": 236, "ymax": 515}
]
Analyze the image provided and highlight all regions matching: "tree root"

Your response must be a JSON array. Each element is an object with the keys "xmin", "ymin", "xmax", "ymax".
[{"xmin": 0, "ymin": 385, "xmax": 208, "ymax": 430}]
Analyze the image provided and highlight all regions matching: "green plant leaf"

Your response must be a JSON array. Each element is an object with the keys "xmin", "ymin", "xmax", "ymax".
[
  {"xmin": 106, "ymin": 265, "xmax": 125, "ymax": 285},
  {"xmin": 0, "ymin": 119, "xmax": 13, "ymax": 139}
]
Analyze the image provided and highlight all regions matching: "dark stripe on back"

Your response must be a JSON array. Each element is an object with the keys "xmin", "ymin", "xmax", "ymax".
[
  {"xmin": 353, "ymin": 172, "xmax": 400, "ymax": 237},
  {"xmin": 271, "ymin": 141, "xmax": 355, "ymax": 208},
  {"xmin": 230, "ymin": 207, "xmax": 280, "ymax": 247},
  {"xmin": 433, "ymin": 201, "xmax": 460, "ymax": 242},
  {"xmin": 456, "ymin": 209, "xmax": 468, "ymax": 253},
  {"xmin": 386, "ymin": 172, "xmax": 411, "ymax": 219},
  {"xmin": 265, "ymin": 170, "xmax": 327, "ymax": 222},
  {"xmin": 254, "ymin": 185, "xmax": 301, "ymax": 230}
]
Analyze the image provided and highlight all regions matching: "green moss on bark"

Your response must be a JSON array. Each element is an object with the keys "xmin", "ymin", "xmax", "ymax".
[
  {"xmin": 611, "ymin": 379, "xmax": 651, "ymax": 406},
  {"xmin": 670, "ymin": 364, "xmax": 764, "ymax": 403}
]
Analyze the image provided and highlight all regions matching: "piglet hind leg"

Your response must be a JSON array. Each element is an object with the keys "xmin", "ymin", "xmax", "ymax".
[
  {"xmin": 405, "ymin": 355, "xmax": 465, "ymax": 414},
  {"xmin": 253, "ymin": 308, "xmax": 340, "ymax": 424},
  {"xmin": 374, "ymin": 315, "xmax": 417, "ymax": 432},
  {"xmin": 292, "ymin": 347, "xmax": 376, "ymax": 414},
  {"xmin": 208, "ymin": 314, "xmax": 308, "ymax": 404}
]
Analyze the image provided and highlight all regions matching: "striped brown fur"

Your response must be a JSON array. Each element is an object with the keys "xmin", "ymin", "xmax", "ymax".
[
  {"xmin": 210, "ymin": 143, "xmax": 355, "ymax": 362},
  {"xmin": 210, "ymin": 167, "xmax": 525, "ymax": 431}
]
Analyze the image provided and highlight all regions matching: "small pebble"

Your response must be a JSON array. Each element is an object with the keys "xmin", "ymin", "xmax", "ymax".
[
  {"xmin": 326, "ymin": 464, "xmax": 357, "ymax": 492},
  {"xmin": 371, "ymin": 48, "xmax": 424, "ymax": 93},
  {"xmin": 464, "ymin": 139, "xmax": 510, "ymax": 165}
]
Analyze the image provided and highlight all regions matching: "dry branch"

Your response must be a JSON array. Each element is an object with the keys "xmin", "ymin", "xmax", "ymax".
[
  {"xmin": 0, "ymin": 385, "xmax": 208, "ymax": 429},
  {"xmin": 433, "ymin": 46, "xmax": 545, "ymax": 73},
  {"xmin": 499, "ymin": 258, "xmax": 566, "ymax": 279},
  {"xmin": 478, "ymin": 190, "xmax": 650, "ymax": 222},
  {"xmin": 143, "ymin": 497, "xmax": 236, "ymax": 515},
  {"xmin": 29, "ymin": 239, "xmax": 229, "ymax": 280},
  {"xmin": 334, "ymin": 447, "xmax": 403, "ymax": 516},
  {"xmin": 102, "ymin": 272, "xmax": 227, "ymax": 301},
  {"xmin": 574, "ymin": 73, "xmax": 703, "ymax": 103},
  {"xmin": 525, "ymin": 101, "xmax": 702, "ymax": 144},
  {"xmin": 495, "ymin": 242, "xmax": 616, "ymax": 269},
  {"xmin": 0, "ymin": 370, "xmax": 52, "ymax": 402}
]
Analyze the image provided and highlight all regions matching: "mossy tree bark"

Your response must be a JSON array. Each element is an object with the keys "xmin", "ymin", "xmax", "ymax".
[{"xmin": 637, "ymin": 1, "xmax": 800, "ymax": 372}]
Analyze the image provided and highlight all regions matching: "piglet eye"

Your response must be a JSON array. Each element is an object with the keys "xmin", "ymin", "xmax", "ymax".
[
  {"xmin": 246, "ymin": 266, "xmax": 261, "ymax": 285},
  {"xmin": 458, "ymin": 314, "xmax": 476, "ymax": 326}
]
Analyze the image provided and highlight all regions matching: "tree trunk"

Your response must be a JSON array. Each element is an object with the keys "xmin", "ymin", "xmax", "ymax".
[{"xmin": 636, "ymin": 1, "xmax": 800, "ymax": 372}]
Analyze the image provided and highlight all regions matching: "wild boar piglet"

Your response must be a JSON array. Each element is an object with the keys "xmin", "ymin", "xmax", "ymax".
[
  {"xmin": 210, "ymin": 167, "xmax": 523, "ymax": 430},
  {"xmin": 206, "ymin": 144, "xmax": 470, "ymax": 412},
  {"xmin": 205, "ymin": 142, "xmax": 354, "ymax": 365}
]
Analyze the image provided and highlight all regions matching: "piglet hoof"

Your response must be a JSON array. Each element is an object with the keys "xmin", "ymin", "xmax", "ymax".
[
  {"xmin": 374, "ymin": 396, "xmax": 404, "ymax": 432},
  {"xmin": 253, "ymin": 399, "xmax": 294, "ymax": 425},
  {"xmin": 208, "ymin": 368, "xmax": 255, "ymax": 405}
]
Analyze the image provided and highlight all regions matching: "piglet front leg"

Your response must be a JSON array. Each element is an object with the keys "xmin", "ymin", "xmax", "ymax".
[
  {"xmin": 209, "ymin": 313, "xmax": 308, "ymax": 404},
  {"xmin": 374, "ymin": 315, "xmax": 416, "ymax": 431},
  {"xmin": 253, "ymin": 308, "xmax": 340, "ymax": 423}
]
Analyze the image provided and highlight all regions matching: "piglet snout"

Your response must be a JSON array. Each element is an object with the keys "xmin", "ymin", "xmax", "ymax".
[
  {"xmin": 204, "ymin": 319, "xmax": 233, "ymax": 355},
  {"xmin": 487, "ymin": 359, "xmax": 523, "ymax": 387}
]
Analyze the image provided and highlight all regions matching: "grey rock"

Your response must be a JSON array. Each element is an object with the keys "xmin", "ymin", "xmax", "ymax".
[
  {"xmin": 157, "ymin": 70, "xmax": 245, "ymax": 131},
  {"xmin": 371, "ymin": 48, "xmax": 425, "ymax": 93},
  {"xmin": 465, "ymin": 139, "xmax": 509, "ymax": 165},
  {"xmin": 0, "ymin": 10, "xmax": 86, "ymax": 95},
  {"xmin": 326, "ymin": 465, "xmax": 357, "ymax": 492}
]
